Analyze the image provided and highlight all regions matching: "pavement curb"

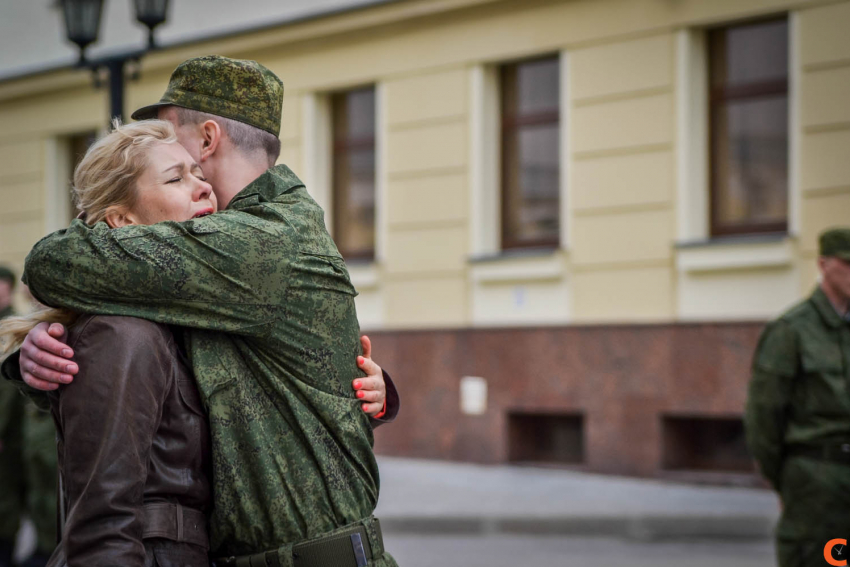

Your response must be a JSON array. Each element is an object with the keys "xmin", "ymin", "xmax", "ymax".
[{"xmin": 380, "ymin": 515, "xmax": 775, "ymax": 541}]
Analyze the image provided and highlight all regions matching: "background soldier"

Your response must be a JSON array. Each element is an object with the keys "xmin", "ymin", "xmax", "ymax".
[
  {"xmin": 745, "ymin": 228, "xmax": 850, "ymax": 567},
  {"xmin": 0, "ymin": 266, "xmax": 55, "ymax": 567}
]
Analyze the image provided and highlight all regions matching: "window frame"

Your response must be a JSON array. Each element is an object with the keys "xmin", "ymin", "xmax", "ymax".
[
  {"xmin": 499, "ymin": 55, "xmax": 562, "ymax": 251},
  {"xmin": 707, "ymin": 16, "xmax": 790, "ymax": 238}
]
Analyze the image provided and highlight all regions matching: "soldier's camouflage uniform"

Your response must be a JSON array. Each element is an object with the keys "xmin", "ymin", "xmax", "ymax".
[
  {"xmin": 1, "ymin": 164, "xmax": 396, "ymax": 564},
  {"xmin": 745, "ymin": 286, "xmax": 850, "ymax": 567},
  {"xmin": 0, "ymin": 305, "xmax": 57, "ymax": 566}
]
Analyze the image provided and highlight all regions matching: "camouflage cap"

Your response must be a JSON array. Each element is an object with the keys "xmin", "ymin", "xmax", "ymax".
[
  {"xmin": 819, "ymin": 228, "xmax": 850, "ymax": 261},
  {"xmin": 131, "ymin": 55, "xmax": 283, "ymax": 137},
  {"xmin": 0, "ymin": 265, "xmax": 16, "ymax": 288}
]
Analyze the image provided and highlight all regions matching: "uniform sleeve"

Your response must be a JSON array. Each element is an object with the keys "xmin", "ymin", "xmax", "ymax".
[
  {"xmin": 22, "ymin": 215, "xmax": 287, "ymax": 336},
  {"xmin": 744, "ymin": 320, "xmax": 798, "ymax": 490},
  {"xmin": 369, "ymin": 370, "xmax": 400, "ymax": 429},
  {"xmin": 58, "ymin": 319, "xmax": 171, "ymax": 566}
]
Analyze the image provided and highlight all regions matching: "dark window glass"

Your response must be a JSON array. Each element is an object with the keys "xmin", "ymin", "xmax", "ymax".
[
  {"xmin": 709, "ymin": 18, "xmax": 788, "ymax": 237},
  {"xmin": 332, "ymin": 87, "xmax": 376, "ymax": 259},
  {"xmin": 501, "ymin": 56, "xmax": 560, "ymax": 249}
]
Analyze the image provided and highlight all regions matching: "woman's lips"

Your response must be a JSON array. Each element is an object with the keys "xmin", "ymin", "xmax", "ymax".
[{"xmin": 192, "ymin": 207, "xmax": 215, "ymax": 219}]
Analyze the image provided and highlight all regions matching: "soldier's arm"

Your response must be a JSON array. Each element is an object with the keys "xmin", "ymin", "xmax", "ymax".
[
  {"xmin": 744, "ymin": 320, "xmax": 798, "ymax": 490},
  {"xmin": 23, "ymin": 214, "xmax": 285, "ymax": 336}
]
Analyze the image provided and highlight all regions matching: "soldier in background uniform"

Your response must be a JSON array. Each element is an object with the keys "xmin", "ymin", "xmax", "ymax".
[
  {"xmin": 0, "ymin": 267, "xmax": 55, "ymax": 567},
  {"xmin": 745, "ymin": 228, "xmax": 850, "ymax": 567}
]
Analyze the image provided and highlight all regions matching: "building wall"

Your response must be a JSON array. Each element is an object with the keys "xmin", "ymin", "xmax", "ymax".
[
  {"xmin": 1, "ymin": 0, "xmax": 849, "ymax": 475},
  {"xmin": 369, "ymin": 322, "xmax": 764, "ymax": 477},
  {"xmin": 3, "ymin": 0, "xmax": 847, "ymax": 325}
]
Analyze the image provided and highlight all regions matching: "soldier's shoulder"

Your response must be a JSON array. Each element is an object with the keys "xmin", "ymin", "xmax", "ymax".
[{"xmin": 774, "ymin": 295, "xmax": 819, "ymax": 328}]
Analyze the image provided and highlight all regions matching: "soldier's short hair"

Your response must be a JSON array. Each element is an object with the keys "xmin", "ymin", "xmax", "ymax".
[{"xmin": 174, "ymin": 107, "xmax": 281, "ymax": 168}]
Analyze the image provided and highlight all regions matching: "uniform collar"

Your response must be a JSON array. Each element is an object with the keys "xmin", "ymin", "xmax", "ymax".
[
  {"xmin": 226, "ymin": 164, "xmax": 305, "ymax": 210},
  {"xmin": 811, "ymin": 286, "xmax": 846, "ymax": 329}
]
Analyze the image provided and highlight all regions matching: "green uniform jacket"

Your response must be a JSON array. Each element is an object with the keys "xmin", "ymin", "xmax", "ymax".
[
  {"xmin": 0, "ymin": 306, "xmax": 57, "ymax": 554},
  {"xmin": 745, "ymin": 287, "xmax": 850, "ymax": 541},
  {"xmin": 8, "ymin": 165, "xmax": 380, "ymax": 557}
]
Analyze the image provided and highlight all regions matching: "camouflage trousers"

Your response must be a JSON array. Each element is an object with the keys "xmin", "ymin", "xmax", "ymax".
[{"xmin": 0, "ymin": 380, "xmax": 57, "ymax": 556}]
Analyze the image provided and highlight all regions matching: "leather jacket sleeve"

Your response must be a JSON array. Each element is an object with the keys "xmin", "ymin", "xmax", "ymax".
[
  {"xmin": 55, "ymin": 317, "xmax": 174, "ymax": 566},
  {"xmin": 369, "ymin": 370, "xmax": 400, "ymax": 429}
]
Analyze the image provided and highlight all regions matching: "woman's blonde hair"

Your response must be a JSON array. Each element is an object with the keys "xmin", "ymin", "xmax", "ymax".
[{"xmin": 0, "ymin": 119, "xmax": 178, "ymax": 354}]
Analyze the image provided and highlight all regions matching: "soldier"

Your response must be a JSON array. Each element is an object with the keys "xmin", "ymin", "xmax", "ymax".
[
  {"xmin": 0, "ymin": 267, "xmax": 55, "ymax": 567},
  {"xmin": 3, "ymin": 56, "xmax": 398, "ymax": 566},
  {"xmin": 745, "ymin": 227, "xmax": 850, "ymax": 567}
]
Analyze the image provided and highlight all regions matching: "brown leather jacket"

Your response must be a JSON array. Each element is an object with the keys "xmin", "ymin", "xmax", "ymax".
[{"xmin": 46, "ymin": 315, "xmax": 212, "ymax": 567}]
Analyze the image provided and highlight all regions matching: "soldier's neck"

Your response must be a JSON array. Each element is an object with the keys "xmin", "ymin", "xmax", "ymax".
[
  {"xmin": 211, "ymin": 156, "xmax": 270, "ymax": 210},
  {"xmin": 821, "ymin": 282, "xmax": 850, "ymax": 316}
]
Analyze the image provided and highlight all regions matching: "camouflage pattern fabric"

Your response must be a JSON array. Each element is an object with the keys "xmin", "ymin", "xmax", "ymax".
[
  {"xmin": 8, "ymin": 165, "xmax": 396, "ymax": 564},
  {"xmin": 0, "ymin": 306, "xmax": 57, "ymax": 557},
  {"xmin": 0, "ymin": 375, "xmax": 25, "ymax": 545},
  {"xmin": 131, "ymin": 55, "xmax": 283, "ymax": 137},
  {"xmin": 745, "ymin": 287, "xmax": 850, "ymax": 548}
]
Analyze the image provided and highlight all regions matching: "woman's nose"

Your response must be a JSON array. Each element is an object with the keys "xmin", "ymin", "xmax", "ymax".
[{"xmin": 193, "ymin": 177, "xmax": 213, "ymax": 201}]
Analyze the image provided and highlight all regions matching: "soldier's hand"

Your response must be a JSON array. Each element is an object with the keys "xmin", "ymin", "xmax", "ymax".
[
  {"xmin": 20, "ymin": 322, "xmax": 77, "ymax": 391},
  {"xmin": 354, "ymin": 335, "xmax": 387, "ymax": 416}
]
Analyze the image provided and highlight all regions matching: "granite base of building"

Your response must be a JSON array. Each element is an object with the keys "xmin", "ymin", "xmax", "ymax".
[{"xmin": 370, "ymin": 322, "xmax": 766, "ymax": 482}]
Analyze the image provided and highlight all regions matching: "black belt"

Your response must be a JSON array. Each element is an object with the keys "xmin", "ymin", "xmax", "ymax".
[
  {"xmin": 143, "ymin": 502, "xmax": 209, "ymax": 549},
  {"xmin": 213, "ymin": 516, "xmax": 384, "ymax": 567},
  {"xmin": 787, "ymin": 442, "xmax": 850, "ymax": 465}
]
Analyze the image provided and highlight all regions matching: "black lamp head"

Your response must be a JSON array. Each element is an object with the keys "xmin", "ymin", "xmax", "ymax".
[
  {"xmin": 60, "ymin": 0, "xmax": 105, "ymax": 63},
  {"xmin": 133, "ymin": 0, "xmax": 170, "ymax": 48}
]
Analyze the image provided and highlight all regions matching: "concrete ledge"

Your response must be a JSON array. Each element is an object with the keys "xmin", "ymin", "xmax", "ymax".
[{"xmin": 380, "ymin": 515, "xmax": 774, "ymax": 541}]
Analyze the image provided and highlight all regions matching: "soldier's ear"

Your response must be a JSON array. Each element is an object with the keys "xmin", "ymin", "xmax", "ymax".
[
  {"xmin": 104, "ymin": 206, "xmax": 139, "ymax": 228},
  {"xmin": 199, "ymin": 119, "xmax": 221, "ymax": 162}
]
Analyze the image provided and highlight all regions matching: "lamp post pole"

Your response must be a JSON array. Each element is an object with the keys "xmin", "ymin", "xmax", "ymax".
[{"xmin": 60, "ymin": 0, "xmax": 170, "ymax": 125}]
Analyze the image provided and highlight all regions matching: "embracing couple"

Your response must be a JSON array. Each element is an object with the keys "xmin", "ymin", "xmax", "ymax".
[{"xmin": 0, "ymin": 56, "xmax": 400, "ymax": 567}]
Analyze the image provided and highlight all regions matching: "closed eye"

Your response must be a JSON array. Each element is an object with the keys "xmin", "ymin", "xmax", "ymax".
[{"xmin": 167, "ymin": 177, "xmax": 182, "ymax": 184}]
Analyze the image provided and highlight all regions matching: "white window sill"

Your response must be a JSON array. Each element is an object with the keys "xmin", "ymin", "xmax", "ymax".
[
  {"xmin": 346, "ymin": 261, "xmax": 379, "ymax": 291},
  {"xmin": 676, "ymin": 234, "xmax": 794, "ymax": 273},
  {"xmin": 469, "ymin": 248, "xmax": 566, "ymax": 284}
]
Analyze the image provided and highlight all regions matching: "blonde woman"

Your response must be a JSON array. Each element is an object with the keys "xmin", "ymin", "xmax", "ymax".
[{"xmin": 0, "ymin": 120, "xmax": 394, "ymax": 567}]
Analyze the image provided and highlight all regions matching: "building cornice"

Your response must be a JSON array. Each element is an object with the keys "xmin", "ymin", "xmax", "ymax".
[{"xmin": 0, "ymin": 0, "xmax": 502, "ymax": 102}]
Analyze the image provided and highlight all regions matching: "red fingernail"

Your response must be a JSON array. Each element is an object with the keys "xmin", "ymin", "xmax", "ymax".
[
  {"xmin": 356, "ymin": 391, "xmax": 365, "ymax": 399},
  {"xmin": 353, "ymin": 381, "xmax": 362, "ymax": 390},
  {"xmin": 357, "ymin": 356, "xmax": 365, "ymax": 365}
]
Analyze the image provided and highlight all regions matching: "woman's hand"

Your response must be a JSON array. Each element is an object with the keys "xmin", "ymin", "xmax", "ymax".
[{"xmin": 353, "ymin": 335, "xmax": 387, "ymax": 417}]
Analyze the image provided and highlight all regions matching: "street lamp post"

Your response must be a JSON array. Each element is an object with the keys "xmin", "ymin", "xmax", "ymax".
[{"xmin": 59, "ymin": 0, "xmax": 170, "ymax": 123}]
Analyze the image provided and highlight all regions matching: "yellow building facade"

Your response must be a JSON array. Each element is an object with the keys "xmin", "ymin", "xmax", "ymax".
[{"xmin": 1, "ymin": 0, "xmax": 848, "ymax": 330}]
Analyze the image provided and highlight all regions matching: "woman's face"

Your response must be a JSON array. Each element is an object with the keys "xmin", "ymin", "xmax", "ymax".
[{"xmin": 129, "ymin": 141, "xmax": 217, "ymax": 225}]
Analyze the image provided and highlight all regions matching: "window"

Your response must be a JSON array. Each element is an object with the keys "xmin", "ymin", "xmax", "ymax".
[
  {"xmin": 508, "ymin": 412, "xmax": 584, "ymax": 464},
  {"xmin": 500, "ymin": 56, "xmax": 560, "ymax": 250},
  {"xmin": 332, "ymin": 87, "xmax": 376, "ymax": 260},
  {"xmin": 662, "ymin": 416, "xmax": 753, "ymax": 472},
  {"xmin": 68, "ymin": 131, "xmax": 96, "ymax": 220},
  {"xmin": 709, "ymin": 18, "xmax": 788, "ymax": 237}
]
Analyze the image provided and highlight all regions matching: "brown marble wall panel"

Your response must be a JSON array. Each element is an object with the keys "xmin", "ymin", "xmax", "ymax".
[{"xmin": 369, "ymin": 322, "xmax": 766, "ymax": 478}]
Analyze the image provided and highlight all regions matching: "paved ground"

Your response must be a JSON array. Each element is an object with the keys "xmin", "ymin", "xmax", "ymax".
[
  {"xmin": 385, "ymin": 534, "xmax": 776, "ymax": 567},
  {"xmin": 375, "ymin": 457, "xmax": 781, "ymax": 540}
]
